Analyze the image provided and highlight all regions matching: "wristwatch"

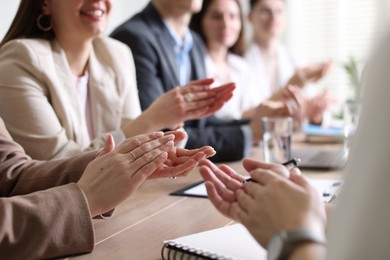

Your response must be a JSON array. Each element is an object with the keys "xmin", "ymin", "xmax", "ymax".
[{"xmin": 267, "ymin": 228, "xmax": 326, "ymax": 260}]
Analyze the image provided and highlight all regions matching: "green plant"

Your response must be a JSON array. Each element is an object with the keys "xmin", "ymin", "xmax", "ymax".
[{"xmin": 342, "ymin": 57, "xmax": 361, "ymax": 102}]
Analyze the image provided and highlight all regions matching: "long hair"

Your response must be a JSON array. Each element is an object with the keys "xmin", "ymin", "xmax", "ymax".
[
  {"xmin": 250, "ymin": 0, "xmax": 259, "ymax": 9},
  {"xmin": 0, "ymin": 0, "xmax": 55, "ymax": 48},
  {"xmin": 190, "ymin": 0, "xmax": 246, "ymax": 56}
]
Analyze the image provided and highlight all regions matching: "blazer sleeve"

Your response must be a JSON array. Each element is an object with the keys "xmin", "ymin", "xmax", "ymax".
[
  {"xmin": 0, "ymin": 184, "xmax": 94, "ymax": 259},
  {"xmin": 0, "ymin": 118, "xmax": 96, "ymax": 258},
  {"xmin": 0, "ymin": 117, "xmax": 96, "ymax": 196}
]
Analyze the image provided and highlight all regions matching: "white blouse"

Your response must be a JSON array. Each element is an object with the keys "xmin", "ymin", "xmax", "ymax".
[
  {"xmin": 206, "ymin": 53, "xmax": 257, "ymax": 120},
  {"xmin": 244, "ymin": 43, "xmax": 297, "ymax": 106}
]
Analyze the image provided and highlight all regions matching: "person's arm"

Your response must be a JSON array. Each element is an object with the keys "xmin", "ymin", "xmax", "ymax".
[
  {"xmin": 0, "ymin": 117, "xmax": 97, "ymax": 196},
  {"xmin": 124, "ymin": 80, "xmax": 235, "ymax": 136},
  {"xmin": 0, "ymin": 184, "xmax": 94, "ymax": 259}
]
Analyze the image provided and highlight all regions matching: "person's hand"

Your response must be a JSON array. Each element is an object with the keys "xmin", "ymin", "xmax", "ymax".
[
  {"xmin": 148, "ymin": 132, "xmax": 216, "ymax": 179},
  {"xmin": 249, "ymin": 100, "xmax": 291, "ymax": 144},
  {"xmin": 305, "ymin": 89, "xmax": 335, "ymax": 125},
  {"xmin": 282, "ymin": 85, "xmax": 307, "ymax": 128},
  {"xmin": 242, "ymin": 158, "xmax": 290, "ymax": 178},
  {"xmin": 198, "ymin": 159, "xmax": 246, "ymax": 220},
  {"xmin": 233, "ymin": 167, "xmax": 327, "ymax": 248},
  {"xmin": 270, "ymin": 85, "xmax": 307, "ymax": 129},
  {"xmin": 287, "ymin": 61, "xmax": 332, "ymax": 88},
  {"xmin": 77, "ymin": 132, "xmax": 175, "ymax": 217},
  {"xmin": 142, "ymin": 78, "xmax": 235, "ymax": 130},
  {"xmin": 198, "ymin": 158, "xmax": 292, "ymax": 220},
  {"xmin": 303, "ymin": 61, "xmax": 332, "ymax": 83}
]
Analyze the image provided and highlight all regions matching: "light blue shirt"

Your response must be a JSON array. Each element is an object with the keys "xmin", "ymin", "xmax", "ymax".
[
  {"xmin": 164, "ymin": 21, "xmax": 251, "ymax": 157},
  {"xmin": 164, "ymin": 21, "xmax": 193, "ymax": 85}
]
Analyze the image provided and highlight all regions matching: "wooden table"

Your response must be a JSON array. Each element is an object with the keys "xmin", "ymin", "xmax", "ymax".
[{"xmin": 68, "ymin": 147, "xmax": 341, "ymax": 260}]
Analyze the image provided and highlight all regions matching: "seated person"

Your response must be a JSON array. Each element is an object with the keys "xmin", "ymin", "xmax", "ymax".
[
  {"xmin": 111, "ymin": 0, "xmax": 303, "ymax": 162},
  {"xmin": 190, "ymin": 0, "xmax": 255, "ymax": 120},
  {"xmin": 190, "ymin": 0, "xmax": 308, "ymax": 129},
  {"xmin": 0, "ymin": 0, "xmax": 233, "ymax": 160},
  {"xmin": 197, "ymin": 30, "xmax": 390, "ymax": 259},
  {"xmin": 0, "ymin": 116, "xmax": 215, "ymax": 259},
  {"xmin": 245, "ymin": 0, "xmax": 332, "ymax": 124}
]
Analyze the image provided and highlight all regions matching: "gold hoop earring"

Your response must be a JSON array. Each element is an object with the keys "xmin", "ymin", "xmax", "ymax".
[{"xmin": 36, "ymin": 14, "xmax": 53, "ymax": 32}]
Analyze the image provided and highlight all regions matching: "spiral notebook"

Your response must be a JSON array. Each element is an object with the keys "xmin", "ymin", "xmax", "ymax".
[{"xmin": 161, "ymin": 224, "xmax": 266, "ymax": 260}]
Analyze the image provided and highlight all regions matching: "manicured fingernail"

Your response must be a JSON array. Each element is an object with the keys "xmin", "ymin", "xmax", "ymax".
[
  {"xmin": 165, "ymin": 141, "xmax": 174, "ymax": 147},
  {"xmin": 165, "ymin": 134, "xmax": 175, "ymax": 141},
  {"xmin": 155, "ymin": 131, "xmax": 164, "ymax": 137}
]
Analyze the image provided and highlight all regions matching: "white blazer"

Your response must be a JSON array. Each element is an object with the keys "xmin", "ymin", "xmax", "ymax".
[{"xmin": 0, "ymin": 37, "xmax": 141, "ymax": 160}]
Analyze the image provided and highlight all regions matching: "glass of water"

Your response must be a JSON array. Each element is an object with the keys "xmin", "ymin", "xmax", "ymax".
[{"xmin": 262, "ymin": 117, "xmax": 293, "ymax": 163}]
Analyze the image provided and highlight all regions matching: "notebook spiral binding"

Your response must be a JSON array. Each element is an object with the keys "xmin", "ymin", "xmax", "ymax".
[{"xmin": 161, "ymin": 241, "xmax": 233, "ymax": 260}]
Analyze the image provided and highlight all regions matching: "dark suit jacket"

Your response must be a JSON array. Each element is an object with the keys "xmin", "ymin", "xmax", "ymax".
[
  {"xmin": 111, "ymin": 2, "xmax": 248, "ymax": 162},
  {"xmin": 0, "ymin": 118, "xmax": 95, "ymax": 258}
]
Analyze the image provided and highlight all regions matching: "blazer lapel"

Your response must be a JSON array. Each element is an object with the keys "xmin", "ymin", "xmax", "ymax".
[
  {"xmin": 190, "ymin": 35, "xmax": 207, "ymax": 80},
  {"xmin": 142, "ymin": 3, "xmax": 180, "ymax": 87},
  {"xmin": 157, "ymin": 32, "xmax": 180, "ymax": 86},
  {"xmin": 50, "ymin": 41, "xmax": 89, "ymax": 145},
  {"xmin": 87, "ymin": 42, "xmax": 119, "ymax": 137}
]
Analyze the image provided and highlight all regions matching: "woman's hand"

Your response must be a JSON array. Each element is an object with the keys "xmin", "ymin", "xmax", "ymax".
[
  {"xmin": 77, "ymin": 132, "xmax": 175, "ymax": 217},
  {"xmin": 142, "ymin": 78, "xmax": 235, "ymax": 130},
  {"xmin": 146, "ymin": 130, "xmax": 216, "ymax": 179},
  {"xmin": 149, "ymin": 146, "xmax": 216, "ymax": 179}
]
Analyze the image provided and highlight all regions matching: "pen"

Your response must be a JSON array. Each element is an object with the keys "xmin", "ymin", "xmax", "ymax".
[{"xmin": 241, "ymin": 158, "xmax": 301, "ymax": 183}]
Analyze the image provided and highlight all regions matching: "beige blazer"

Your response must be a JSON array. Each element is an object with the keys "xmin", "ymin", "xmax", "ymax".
[
  {"xmin": 0, "ymin": 37, "xmax": 141, "ymax": 160},
  {"xmin": 0, "ymin": 117, "xmax": 96, "ymax": 258}
]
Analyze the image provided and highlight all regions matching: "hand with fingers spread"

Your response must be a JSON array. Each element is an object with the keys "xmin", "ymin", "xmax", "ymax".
[
  {"xmin": 235, "ymin": 165, "xmax": 326, "ymax": 248},
  {"xmin": 148, "ymin": 131, "xmax": 216, "ymax": 179},
  {"xmin": 198, "ymin": 158, "xmax": 290, "ymax": 220},
  {"xmin": 199, "ymin": 159, "xmax": 246, "ymax": 220},
  {"xmin": 199, "ymin": 158, "xmax": 326, "ymax": 249},
  {"xmin": 77, "ymin": 132, "xmax": 178, "ymax": 217},
  {"xmin": 140, "ymin": 78, "xmax": 235, "ymax": 130}
]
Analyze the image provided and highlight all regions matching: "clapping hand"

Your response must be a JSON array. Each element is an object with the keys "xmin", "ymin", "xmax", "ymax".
[
  {"xmin": 144, "ymin": 78, "xmax": 235, "ymax": 130},
  {"xmin": 148, "ymin": 130, "xmax": 216, "ymax": 179}
]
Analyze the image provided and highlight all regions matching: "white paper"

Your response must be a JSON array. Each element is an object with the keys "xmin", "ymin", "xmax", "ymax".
[{"xmin": 183, "ymin": 179, "xmax": 342, "ymax": 202}]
